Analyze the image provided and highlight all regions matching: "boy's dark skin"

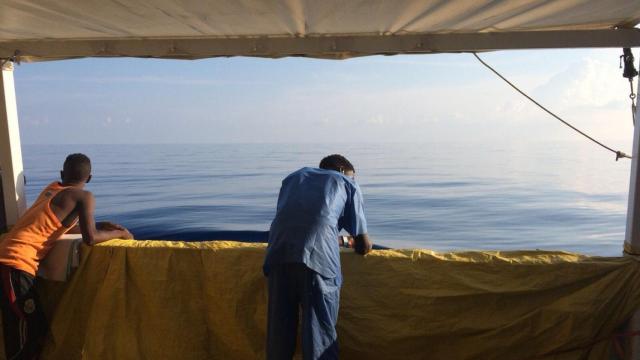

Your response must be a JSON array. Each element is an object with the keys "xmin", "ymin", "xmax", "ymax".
[
  {"xmin": 51, "ymin": 170, "xmax": 132, "ymax": 244},
  {"xmin": 0, "ymin": 155, "xmax": 132, "ymax": 360}
]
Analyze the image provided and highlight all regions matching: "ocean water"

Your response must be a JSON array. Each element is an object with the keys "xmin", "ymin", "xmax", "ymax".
[{"xmin": 21, "ymin": 141, "xmax": 631, "ymax": 256}]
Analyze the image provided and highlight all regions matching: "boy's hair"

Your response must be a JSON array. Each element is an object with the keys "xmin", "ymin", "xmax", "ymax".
[
  {"xmin": 63, "ymin": 153, "xmax": 92, "ymax": 182},
  {"xmin": 319, "ymin": 154, "xmax": 355, "ymax": 173}
]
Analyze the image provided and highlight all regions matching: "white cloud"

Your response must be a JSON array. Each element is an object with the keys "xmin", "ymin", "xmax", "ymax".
[
  {"xmin": 25, "ymin": 116, "xmax": 50, "ymax": 127},
  {"xmin": 16, "ymin": 49, "xmax": 637, "ymax": 146},
  {"xmin": 534, "ymin": 57, "xmax": 629, "ymax": 108},
  {"xmin": 260, "ymin": 54, "xmax": 634, "ymax": 145},
  {"xmin": 20, "ymin": 75, "xmax": 266, "ymax": 87}
]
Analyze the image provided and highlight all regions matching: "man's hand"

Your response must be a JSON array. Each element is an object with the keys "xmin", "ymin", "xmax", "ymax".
[{"xmin": 353, "ymin": 234, "xmax": 372, "ymax": 255}]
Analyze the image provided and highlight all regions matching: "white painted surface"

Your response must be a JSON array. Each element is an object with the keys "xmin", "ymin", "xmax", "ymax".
[
  {"xmin": 626, "ymin": 57, "xmax": 640, "ymax": 253},
  {"xmin": 37, "ymin": 234, "xmax": 83, "ymax": 282},
  {"xmin": 0, "ymin": 62, "xmax": 26, "ymax": 226},
  {"xmin": 624, "ymin": 57, "xmax": 640, "ymax": 360}
]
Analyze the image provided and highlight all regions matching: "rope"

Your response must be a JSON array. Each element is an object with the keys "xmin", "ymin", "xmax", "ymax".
[
  {"xmin": 0, "ymin": 51, "xmax": 21, "ymax": 70},
  {"xmin": 622, "ymin": 48, "xmax": 638, "ymax": 126},
  {"xmin": 472, "ymin": 52, "xmax": 632, "ymax": 161},
  {"xmin": 630, "ymin": 79, "xmax": 637, "ymax": 126},
  {"xmin": 0, "ymin": 58, "xmax": 11, "ymax": 69}
]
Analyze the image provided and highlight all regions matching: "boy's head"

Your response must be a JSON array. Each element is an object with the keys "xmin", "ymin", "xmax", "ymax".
[
  {"xmin": 319, "ymin": 154, "xmax": 355, "ymax": 178},
  {"xmin": 61, "ymin": 153, "xmax": 92, "ymax": 185}
]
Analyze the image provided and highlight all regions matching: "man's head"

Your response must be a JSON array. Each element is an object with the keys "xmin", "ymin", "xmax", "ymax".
[
  {"xmin": 319, "ymin": 154, "xmax": 355, "ymax": 178},
  {"xmin": 61, "ymin": 153, "xmax": 92, "ymax": 185}
]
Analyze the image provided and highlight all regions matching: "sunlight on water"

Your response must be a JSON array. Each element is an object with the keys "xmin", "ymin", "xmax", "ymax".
[{"xmin": 22, "ymin": 141, "xmax": 630, "ymax": 256}]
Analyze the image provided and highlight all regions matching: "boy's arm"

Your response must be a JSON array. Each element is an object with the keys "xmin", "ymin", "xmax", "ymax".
[
  {"xmin": 66, "ymin": 221, "xmax": 124, "ymax": 235},
  {"xmin": 76, "ymin": 191, "xmax": 133, "ymax": 245}
]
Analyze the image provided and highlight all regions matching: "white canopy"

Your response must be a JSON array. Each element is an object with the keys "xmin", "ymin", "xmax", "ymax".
[{"xmin": 1, "ymin": 0, "xmax": 640, "ymax": 61}]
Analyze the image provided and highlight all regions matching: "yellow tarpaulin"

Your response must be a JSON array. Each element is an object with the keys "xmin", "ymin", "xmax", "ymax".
[{"xmin": 17, "ymin": 240, "xmax": 640, "ymax": 359}]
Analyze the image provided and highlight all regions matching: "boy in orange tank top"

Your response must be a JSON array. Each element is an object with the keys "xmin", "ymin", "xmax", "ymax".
[{"xmin": 0, "ymin": 153, "xmax": 133, "ymax": 359}]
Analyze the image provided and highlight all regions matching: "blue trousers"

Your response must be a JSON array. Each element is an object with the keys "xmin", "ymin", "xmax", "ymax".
[{"xmin": 266, "ymin": 263, "xmax": 341, "ymax": 360}]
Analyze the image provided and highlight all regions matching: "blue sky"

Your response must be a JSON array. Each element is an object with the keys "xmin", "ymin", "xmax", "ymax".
[{"xmin": 12, "ymin": 48, "xmax": 636, "ymax": 148}]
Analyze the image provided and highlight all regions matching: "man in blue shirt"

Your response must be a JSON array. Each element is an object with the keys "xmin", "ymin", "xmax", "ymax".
[{"xmin": 264, "ymin": 154, "xmax": 372, "ymax": 360}]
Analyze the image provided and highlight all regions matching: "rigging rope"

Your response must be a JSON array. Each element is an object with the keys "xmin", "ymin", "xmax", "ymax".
[
  {"xmin": 621, "ymin": 48, "xmax": 638, "ymax": 126},
  {"xmin": 0, "ymin": 51, "xmax": 21, "ymax": 69},
  {"xmin": 629, "ymin": 79, "xmax": 637, "ymax": 126},
  {"xmin": 472, "ymin": 52, "xmax": 631, "ymax": 161}
]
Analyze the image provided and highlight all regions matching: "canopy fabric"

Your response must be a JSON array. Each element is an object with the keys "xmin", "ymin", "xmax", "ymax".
[
  {"xmin": 1, "ymin": 0, "xmax": 640, "ymax": 61},
  {"xmin": 18, "ymin": 240, "xmax": 640, "ymax": 359}
]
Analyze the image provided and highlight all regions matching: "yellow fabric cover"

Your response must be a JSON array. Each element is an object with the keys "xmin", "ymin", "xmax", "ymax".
[{"xmin": 17, "ymin": 240, "xmax": 640, "ymax": 359}]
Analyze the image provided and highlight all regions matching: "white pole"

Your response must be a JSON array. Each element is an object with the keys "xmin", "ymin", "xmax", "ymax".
[
  {"xmin": 626, "ymin": 66, "xmax": 640, "ymax": 252},
  {"xmin": 625, "ymin": 54, "xmax": 640, "ymax": 360},
  {"xmin": 0, "ymin": 61, "xmax": 26, "ymax": 228}
]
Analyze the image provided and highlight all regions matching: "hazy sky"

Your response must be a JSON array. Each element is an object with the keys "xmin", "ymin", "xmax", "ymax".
[{"xmin": 12, "ymin": 48, "xmax": 637, "ymax": 150}]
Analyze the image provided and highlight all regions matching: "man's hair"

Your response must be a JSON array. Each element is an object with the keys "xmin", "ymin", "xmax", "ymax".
[
  {"xmin": 63, "ymin": 153, "xmax": 92, "ymax": 182},
  {"xmin": 319, "ymin": 154, "xmax": 355, "ymax": 173}
]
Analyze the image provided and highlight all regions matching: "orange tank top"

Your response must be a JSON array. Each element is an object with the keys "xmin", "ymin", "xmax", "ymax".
[{"xmin": 0, "ymin": 182, "xmax": 78, "ymax": 276}]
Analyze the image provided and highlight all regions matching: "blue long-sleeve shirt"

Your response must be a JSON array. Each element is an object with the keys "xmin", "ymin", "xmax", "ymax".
[{"xmin": 263, "ymin": 167, "xmax": 368, "ymax": 278}]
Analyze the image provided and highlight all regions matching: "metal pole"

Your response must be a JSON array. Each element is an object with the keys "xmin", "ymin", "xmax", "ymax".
[
  {"xmin": 625, "ymin": 54, "xmax": 640, "ymax": 360},
  {"xmin": 0, "ymin": 61, "xmax": 26, "ymax": 227},
  {"xmin": 626, "ymin": 55, "xmax": 640, "ymax": 252}
]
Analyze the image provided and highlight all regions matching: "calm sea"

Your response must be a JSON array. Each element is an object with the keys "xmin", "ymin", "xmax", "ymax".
[{"xmin": 21, "ymin": 142, "xmax": 631, "ymax": 256}]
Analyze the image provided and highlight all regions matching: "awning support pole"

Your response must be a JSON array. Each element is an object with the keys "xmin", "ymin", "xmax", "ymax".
[
  {"xmin": 0, "ymin": 61, "xmax": 26, "ymax": 228},
  {"xmin": 626, "ymin": 52, "xmax": 640, "ymax": 253},
  {"xmin": 625, "ymin": 54, "xmax": 640, "ymax": 360}
]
